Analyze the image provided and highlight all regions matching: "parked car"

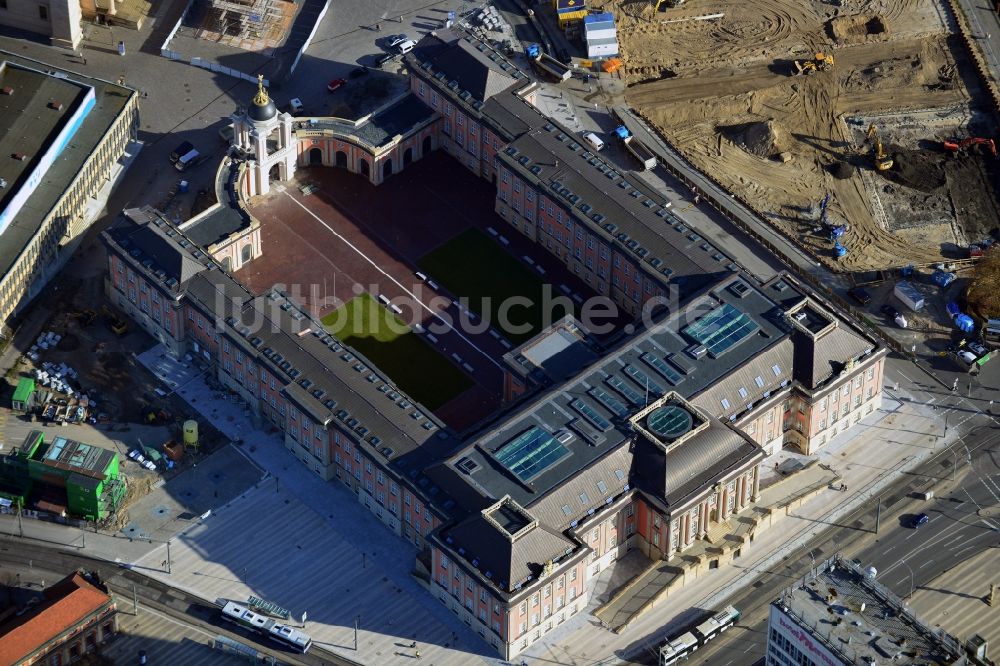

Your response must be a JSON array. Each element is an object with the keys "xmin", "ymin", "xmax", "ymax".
[
  {"xmin": 170, "ymin": 141, "xmax": 194, "ymax": 163},
  {"xmin": 349, "ymin": 66, "xmax": 369, "ymax": 79},
  {"xmin": 327, "ymin": 78, "xmax": 347, "ymax": 92},
  {"xmin": 376, "ymin": 52, "xmax": 398, "ymax": 67},
  {"xmin": 388, "ymin": 34, "xmax": 408, "ymax": 48},
  {"xmin": 395, "ymin": 39, "xmax": 417, "ymax": 54},
  {"xmin": 911, "ymin": 512, "xmax": 930, "ymax": 528},
  {"xmin": 847, "ymin": 287, "xmax": 872, "ymax": 306}
]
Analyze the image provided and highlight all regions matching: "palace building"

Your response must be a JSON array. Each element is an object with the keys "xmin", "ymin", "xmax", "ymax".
[{"xmin": 104, "ymin": 29, "xmax": 885, "ymax": 660}]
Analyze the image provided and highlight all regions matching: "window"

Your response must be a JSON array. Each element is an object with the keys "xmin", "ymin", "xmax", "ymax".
[
  {"xmin": 39, "ymin": 6, "xmax": 48, "ymax": 21},
  {"xmin": 531, "ymin": 593, "xmax": 539, "ymax": 607},
  {"xmin": 866, "ymin": 367, "xmax": 875, "ymax": 381},
  {"xmin": 570, "ymin": 568, "xmax": 577, "ymax": 581},
  {"xmin": 519, "ymin": 601, "xmax": 527, "ymax": 615}
]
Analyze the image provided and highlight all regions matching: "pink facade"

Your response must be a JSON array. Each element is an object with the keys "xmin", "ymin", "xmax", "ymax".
[{"xmin": 495, "ymin": 165, "xmax": 667, "ymax": 315}]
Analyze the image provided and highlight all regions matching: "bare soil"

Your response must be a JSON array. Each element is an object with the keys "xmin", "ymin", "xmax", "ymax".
[{"xmin": 603, "ymin": 0, "xmax": 999, "ymax": 271}]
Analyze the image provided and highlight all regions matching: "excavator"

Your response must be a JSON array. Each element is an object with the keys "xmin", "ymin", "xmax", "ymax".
[
  {"xmin": 793, "ymin": 52, "xmax": 835, "ymax": 75},
  {"xmin": 942, "ymin": 136, "xmax": 997, "ymax": 157},
  {"xmin": 865, "ymin": 123, "xmax": 894, "ymax": 171}
]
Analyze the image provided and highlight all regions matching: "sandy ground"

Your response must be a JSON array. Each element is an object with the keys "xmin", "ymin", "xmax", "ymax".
[{"xmin": 603, "ymin": 0, "xmax": 999, "ymax": 271}]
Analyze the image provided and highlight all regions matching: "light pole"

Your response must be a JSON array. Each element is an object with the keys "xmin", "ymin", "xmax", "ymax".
[
  {"xmin": 875, "ymin": 496, "xmax": 882, "ymax": 534},
  {"xmin": 900, "ymin": 559, "xmax": 915, "ymax": 599}
]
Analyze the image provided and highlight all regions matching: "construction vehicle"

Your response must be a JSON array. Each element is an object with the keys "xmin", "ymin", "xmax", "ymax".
[
  {"xmin": 526, "ymin": 44, "xmax": 572, "ymax": 81},
  {"xmin": 865, "ymin": 124, "xmax": 894, "ymax": 171},
  {"xmin": 942, "ymin": 136, "xmax": 997, "ymax": 157},
  {"xmin": 614, "ymin": 126, "xmax": 658, "ymax": 170},
  {"xmin": 100, "ymin": 306, "xmax": 129, "ymax": 336},
  {"xmin": 793, "ymin": 52, "xmax": 834, "ymax": 75}
]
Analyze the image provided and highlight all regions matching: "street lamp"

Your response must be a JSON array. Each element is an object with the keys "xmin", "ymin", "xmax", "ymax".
[{"xmin": 900, "ymin": 559, "xmax": 915, "ymax": 599}]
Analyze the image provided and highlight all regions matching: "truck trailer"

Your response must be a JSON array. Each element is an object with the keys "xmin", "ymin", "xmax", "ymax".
[
  {"xmin": 526, "ymin": 44, "xmax": 572, "ymax": 81},
  {"xmin": 614, "ymin": 126, "xmax": 657, "ymax": 169}
]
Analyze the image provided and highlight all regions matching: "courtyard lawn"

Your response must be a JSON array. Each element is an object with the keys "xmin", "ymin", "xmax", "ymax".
[
  {"xmin": 417, "ymin": 228, "xmax": 572, "ymax": 344},
  {"xmin": 320, "ymin": 294, "xmax": 472, "ymax": 411}
]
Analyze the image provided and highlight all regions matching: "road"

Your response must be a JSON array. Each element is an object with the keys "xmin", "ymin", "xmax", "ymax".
[
  {"xmin": 0, "ymin": 538, "xmax": 363, "ymax": 666},
  {"xmin": 953, "ymin": 0, "xmax": 1000, "ymax": 91},
  {"xmin": 625, "ymin": 421, "xmax": 1000, "ymax": 666}
]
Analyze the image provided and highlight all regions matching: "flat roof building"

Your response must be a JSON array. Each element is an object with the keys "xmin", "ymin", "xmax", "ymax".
[
  {"xmin": 0, "ymin": 52, "xmax": 138, "ymax": 326},
  {"xmin": 767, "ymin": 555, "xmax": 976, "ymax": 666}
]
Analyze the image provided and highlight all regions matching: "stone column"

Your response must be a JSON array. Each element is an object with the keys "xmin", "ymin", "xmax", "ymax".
[{"xmin": 752, "ymin": 465, "xmax": 761, "ymax": 502}]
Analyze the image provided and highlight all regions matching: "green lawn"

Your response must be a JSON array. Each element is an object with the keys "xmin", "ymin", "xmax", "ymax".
[
  {"xmin": 321, "ymin": 294, "xmax": 472, "ymax": 411},
  {"xmin": 417, "ymin": 229, "xmax": 572, "ymax": 344}
]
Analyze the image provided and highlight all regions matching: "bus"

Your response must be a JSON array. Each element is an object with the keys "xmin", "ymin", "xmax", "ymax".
[
  {"xmin": 659, "ymin": 631, "xmax": 699, "ymax": 666},
  {"xmin": 659, "ymin": 606, "xmax": 740, "ymax": 664},
  {"xmin": 691, "ymin": 605, "xmax": 741, "ymax": 644},
  {"xmin": 220, "ymin": 601, "xmax": 312, "ymax": 654}
]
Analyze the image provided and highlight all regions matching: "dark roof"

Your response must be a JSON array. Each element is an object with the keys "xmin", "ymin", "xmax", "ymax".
[
  {"xmin": 409, "ymin": 30, "xmax": 520, "ymax": 103},
  {"xmin": 0, "ymin": 52, "xmax": 134, "ymax": 283},
  {"xmin": 445, "ymin": 274, "xmax": 791, "ymax": 515},
  {"xmin": 633, "ymin": 419, "xmax": 764, "ymax": 508},
  {"xmin": 354, "ymin": 94, "xmax": 437, "ymax": 148},
  {"xmin": 249, "ymin": 97, "xmax": 277, "ymax": 122},
  {"xmin": 291, "ymin": 94, "xmax": 436, "ymax": 150},
  {"xmin": 501, "ymin": 123, "xmax": 734, "ymax": 296},
  {"xmin": 180, "ymin": 161, "xmax": 251, "ymax": 248},
  {"xmin": 181, "ymin": 205, "xmax": 247, "ymax": 248},
  {"xmin": 445, "ymin": 498, "xmax": 576, "ymax": 592},
  {"xmin": 0, "ymin": 62, "xmax": 84, "ymax": 223},
  {"xmin": 786, "ymin": 299, "xmax": 877, "ymax": 390},
  {"xmin": 481, "ymin": 90, "xmax": 547, "ymax": 141},
  {"xmin": 114, "ymin": 209, "xmax": 206, "ymax": 285}
]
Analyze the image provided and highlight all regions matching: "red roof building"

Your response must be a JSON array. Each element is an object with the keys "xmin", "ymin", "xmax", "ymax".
[{"xmin": 0, "ymin": 572, "xmax": 118, "ymax": 665}]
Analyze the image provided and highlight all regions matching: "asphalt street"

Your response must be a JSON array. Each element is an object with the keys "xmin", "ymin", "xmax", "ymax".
[{"xmin": 626, "ymin": 421, "xmax": 1000, "ymax": 666}]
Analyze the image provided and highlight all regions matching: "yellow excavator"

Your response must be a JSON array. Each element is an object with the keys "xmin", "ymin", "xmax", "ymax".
[
  {"xmin": 864, "ymin": 123, "xmax": 894, "ymax": 171},
  {"xmin": 793, "ymin": 52, "xmax": 835, "ymax": 75}
]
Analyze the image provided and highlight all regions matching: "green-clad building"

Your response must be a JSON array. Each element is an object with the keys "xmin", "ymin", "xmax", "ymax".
[{"xmin": 0, "ymin": 431, "xmax": 126, "ymax": 521}]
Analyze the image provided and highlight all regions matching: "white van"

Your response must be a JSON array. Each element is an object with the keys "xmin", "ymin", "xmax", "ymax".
[
  {"xmin": 174, "ymin": 148, "xmax": 200, "ymax": 171},
  {"xmin": 582, "ymin": 132, "xmax": 605, "ymax": 152}
]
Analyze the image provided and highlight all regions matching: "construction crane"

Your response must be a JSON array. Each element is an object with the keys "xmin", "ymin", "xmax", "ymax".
[
  {"xmin": 942, "ymin": 137, "xmax": 997, "ymax": 157},
  {"xmin": 793, "ymin": 52, "xmax": 835, "ymax": 75},
  {"xmin": 865, "ymin": 123, "xmax": 894, "ymax": 171}
]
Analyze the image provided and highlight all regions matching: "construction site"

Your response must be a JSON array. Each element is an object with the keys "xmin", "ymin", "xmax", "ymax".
[
  {"xmin": 184, "ymin": 0, "xmax": 296, "ymax": 52},
  {"xmin": 594, "ymin": 0, "xmax": 999, "ymax": 273}
]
